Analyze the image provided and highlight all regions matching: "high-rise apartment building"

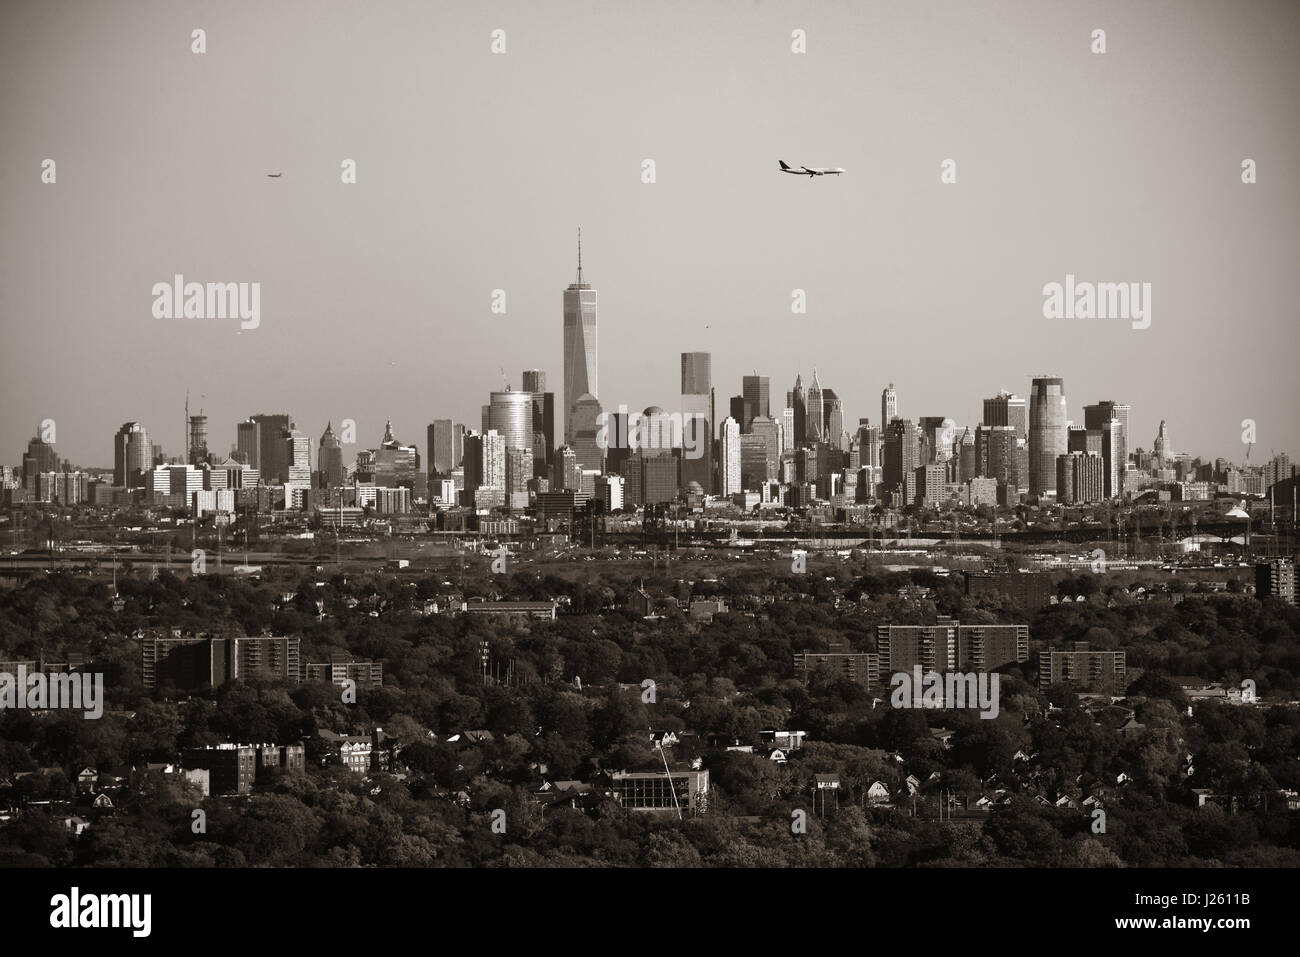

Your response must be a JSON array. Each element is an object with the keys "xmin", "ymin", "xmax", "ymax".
[
  {"xmin": 877, "ymin": 618, "xmax": 1029, "ymax": 676},
  {"xmin": 1057, "ymin": 451, "xmax": 1105, "ymax": 504},
  {"xmin": 719, "ymin": 417, "xmax": 741, "ymax": 495},
  {"xmin": 1038, "ymin": 642, "xmax": 1126, "ymax": 693},
  {"xmin": 481, "ymin": 429, "xmax": 506, "ymax": 489},
  {"xmin": 1257, "ymin": 558, "xmax": 1297, "ymax": 605}
]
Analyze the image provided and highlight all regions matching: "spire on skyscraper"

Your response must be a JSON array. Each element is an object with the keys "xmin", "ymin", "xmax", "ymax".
[{"xmin": 576, "ymin": 225, "xmax": 583, "ymax": 285}]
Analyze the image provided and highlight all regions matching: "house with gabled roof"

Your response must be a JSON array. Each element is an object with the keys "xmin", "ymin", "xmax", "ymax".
[{"xmin": 866, "ymin": 780, "xmax": 893, "ymax": 806}]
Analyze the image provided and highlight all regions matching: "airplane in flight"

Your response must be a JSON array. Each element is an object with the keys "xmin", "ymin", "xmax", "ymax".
[
  {"xmin": 266, "ymin": 172, "xmax": 282, "ymax": 178},
  {"xmin": 779, "ymin": 159, "xmax": 844, "ymax": 178}
]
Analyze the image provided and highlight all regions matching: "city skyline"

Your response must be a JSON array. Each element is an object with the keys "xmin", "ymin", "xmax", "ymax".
[
  {"xmin": 3, "ymin": 1, "xmax": 1298, "ymax": 467},
  {"xmin": 5, "ymin": 355, "xmax": 1293, "ymax": 473}
]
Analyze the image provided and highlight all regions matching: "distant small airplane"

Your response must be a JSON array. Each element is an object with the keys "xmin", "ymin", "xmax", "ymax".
[
  {"xmin": 779, "ymin": 159, "xmax": 844, "ymax": 178},
  {"xmin": 267, "ymin": 173, "xmax": 282, "ymax": 178}
]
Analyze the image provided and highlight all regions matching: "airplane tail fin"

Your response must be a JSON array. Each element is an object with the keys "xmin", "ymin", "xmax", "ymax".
[{"xmin": 779, "ymin": 160, "xmax": 792, "ymax": 170}]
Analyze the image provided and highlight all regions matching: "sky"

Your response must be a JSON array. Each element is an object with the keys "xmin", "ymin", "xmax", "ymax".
[{"xmin": 2, "ymin": 0, "xmax": 1298, "ymax": 469}]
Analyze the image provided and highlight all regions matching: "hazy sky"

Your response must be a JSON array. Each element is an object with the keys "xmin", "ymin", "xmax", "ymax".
[{"xmin": 2, "ymin": 0, "xmax": 1297, "ymax": 468}]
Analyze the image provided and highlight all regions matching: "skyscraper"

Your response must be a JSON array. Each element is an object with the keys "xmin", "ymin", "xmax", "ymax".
[
  {"xmin": 807, "ymin": 370, "xmax": 824, "ymax": 442},
  {"xmin": 1067, "ymin": 426, "xmax": 1101, "ymax": 456},
  {"xmin": 318, "ymin": 423, "xmax": 344, "ymax": 489},
  {"xmin": 236, "ymin": 418, "xmax": 259, "ymax": 467},
  {"xmin": 957, "ymin": 428, "xmax": 976, "ymax": 482},
  {"xmin": 251, "ymin": 413, "xmax": 293, "ymax": 484},
  {"xmin": 481, "ymin": 429, "xmax": 506, "ymax": 488},
  {"xmin": 188, "ymin": 411, "xmax": 208, "ymax": 466},
  {"xmin": 505, "ymin": 446, "xmax": 530, "ymax": 509},
  {"xmin": 1097, "ymin": 418, "xmax": 1123, "ymax": 498},
  {"xmin": 284, "ymin": 429, "xmax": 311, "ymax": 485},
  {"xmin": 739, "ymin": 434, "xmax": 769, "ymax": 490},
  {"xmin": 114, "ymin": 422, "xmax": 149, "ymax": 488},
  {"xmin": 1057, "ymin": 452, "xmax": 1105, "ymax": 504},
  {"xmin": 570, "ymin": 394, "xmax": 603, "ymax": 472},
  {"xmin": 729, "ymin": 395, "xmax": 753, "ymax": 432},
  {"xmin": 719, "ymin": 417, "xmax": 741, "ymax": 495},
  {"xmin": 856, "ymin": 422, "xmax": 880, "ymax": 469},
  {"xmin": 919, "ymin": 417, "xmax": 957, "ymax": 463},
  {"xmin": 22, "ymin": 432, "xmax": 59, "ymax": 493},
  {"xmin": 983, "ymin": 391, "xmax": 1028, "ymax": 438},
  {"xmin": 883, "ymin": 418, "xmax": 919, "ymax": 504},
  {"xmin": 372, "ymin": 420, "xmax": 419, "ymax": 491},
  {"xmin": 488, "ymin": 388, "xmax": 534, "ymax": 453},
  {"xmin": 681, "ymin": 352, "xmax": 711, "ymax": 397},
  {"xmin": 1028, "ymin": 377, "xmax": 1067, "ymax": 498},
  {"xmin": 742, "ymin": 374, "xmax": 770, "ymax": 424},
  {"xmin": 749, "ymin": 415, "xmax": 782, "ymax": 484},
  {"xmin": 823, "ymin": 390, "xmax": 844, "ymax": 449},
  {"xmin": 604, "ymin": 409, "xmax": 633, "ymax": 476},
  {"xmin": 681, "ymin": 352, "xmax": 713, "ymax": 492},
  {"xmin": 1153, "ymin": 420, "xmax": 1172, "ymax": 466},
  {"xmin": 977, "ymin": 424, "xmax": 1022, "ymax": 493},
  {"xmin": 790, "ymin": 375, "xmax": 806, "ymax": 446},
  {"xmin": 521, "ymin": 369, "xmax": 545, "ymax": 394},
  {"xmin": 522, "ymin": 369, "xmax": 554, "ymax": 471},
  {"xmin": 881, "ymin": 383, "xmax": 898, "ymax": 427},
  {"xmin": 428, "ymin": 419, "xmax": 456, "ymax": 476},
  {"xmin": 563, "ymin": 228, "xmax": 598, "ymax": 444}
]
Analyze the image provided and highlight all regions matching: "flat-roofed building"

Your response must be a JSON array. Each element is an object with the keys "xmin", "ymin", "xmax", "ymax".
[
  {"xmin": 141, "ymin": 633, "xmax": 300, "ymax": 690},
  {"xmin": 966, "ymin": 571, "xmax": 1053, "ymax": 608},
  {"xmin": 794, "ymin": 638, "xmax": 881, "ymax": 690},
  {"xmin": 610, "ymin": 768, "xmax": 708, "ymax": 814},
  {"xmin": 1038, "ymin": 641, "xmax": 1126, "ymax": 692},
  {"xmin": 182, "ymin": 745, "xmax": 256, "ymax": 796},
  {"xmin": 878, "ymin": 618, "xmax": 1030, "ymax": 675},
  {"xmin": 302, "ymin": 658, "xmax": 383, "ymax": 688},
  {"xmin": 461, "ymin": 600, "xmax": 557, "ymax": 621},
  {"xmin": 1256, "ymin": 558, "xmax": 1296, "ymax": 605}
]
